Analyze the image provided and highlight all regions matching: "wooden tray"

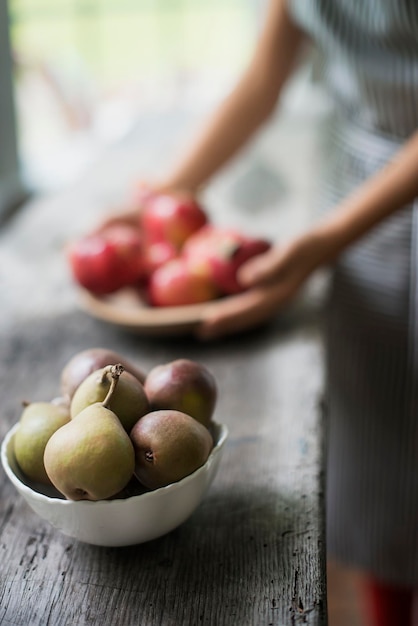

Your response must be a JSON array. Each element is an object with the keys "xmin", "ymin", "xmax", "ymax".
[{"xmin": 77, "ymin": 287, "xmax": 235, "ymax": 336}]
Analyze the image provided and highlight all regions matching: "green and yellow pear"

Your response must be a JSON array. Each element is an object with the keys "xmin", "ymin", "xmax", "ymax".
[
  {"xmin": 44, "ymin": 365, "xmax": 135, "ymax": 501},
  {"xmin": 14, "ymin": 401, "xmax": 71, "ymax": 485},
  {"xmin": 70, "ymin": 364, "xmax": 149, "ymax": 432}
]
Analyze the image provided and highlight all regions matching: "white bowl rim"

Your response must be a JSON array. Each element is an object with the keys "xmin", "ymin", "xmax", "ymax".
[{"xmin": 1, "ymin": 421, "xmax": 228, "ymax": 509}]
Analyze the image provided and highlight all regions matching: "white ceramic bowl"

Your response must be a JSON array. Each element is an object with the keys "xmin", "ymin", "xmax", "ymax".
[{"xmin": 1, "ymin": 421, "xmax": 228, "ymax": 547}]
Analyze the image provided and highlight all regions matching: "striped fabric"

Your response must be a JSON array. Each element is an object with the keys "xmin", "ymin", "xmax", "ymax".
[
  {"xmin": 287, "ymin": 1, "xmax": 418, "ymax": 585},
  {"xmin": 289, "ymin": 0, "xmax": 418, "ymax": 138}
]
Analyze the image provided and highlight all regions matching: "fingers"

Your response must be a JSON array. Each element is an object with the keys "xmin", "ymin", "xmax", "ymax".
[
  {"xmin": 238, "ymin": 246, "xmax": 285, "ymax": 287},
  {"xmin": 147, "ymin": 181, "xmax": 198, "ymax": 202},
  {"xmin": 196, "ymin": 284, "xmax": 289, "ymax": 340},
  {"xmin": 95, "ymin": 211, "xmax": 139, "ymax": 233}
]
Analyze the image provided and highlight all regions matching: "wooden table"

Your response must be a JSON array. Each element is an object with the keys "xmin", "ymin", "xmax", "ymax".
[{"xmin": 0, "ymin": 303, "xmax": 327, "ymax": 625}]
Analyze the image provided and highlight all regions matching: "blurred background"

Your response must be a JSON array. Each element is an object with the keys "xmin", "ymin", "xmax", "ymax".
[
  {"xmin": 1, "ymin": 0, "xmax": 328, "ymax": 216},
  {"xmin": 3, "ymin": 0, "xmax": 263, "ymax": 199}
]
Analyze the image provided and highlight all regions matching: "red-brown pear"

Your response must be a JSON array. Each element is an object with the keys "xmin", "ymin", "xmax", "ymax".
[
  {"xmin": 144, "ymin": 359, "xmax": 217, "ymax": 428},
  {"xmin": 60, "ymin": 347, "xmax": 147, "ymax": 399},
  {"xmin": 130, "ymin": 410, "xmax": 213, "ymax": 490}
]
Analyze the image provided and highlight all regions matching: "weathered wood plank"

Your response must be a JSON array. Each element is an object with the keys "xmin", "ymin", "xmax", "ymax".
[{"xmin": 0, "ymin": 309, "xmax": 327, "ymax": 625}]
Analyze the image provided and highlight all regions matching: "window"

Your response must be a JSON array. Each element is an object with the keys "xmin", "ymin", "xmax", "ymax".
[
  {"xmin": 0, "ymin": 0, "xmax": 27, "ymax": 221},
  {"xmin": 8, "ymin": 0, "xmax": 259, "ymax": 193}
]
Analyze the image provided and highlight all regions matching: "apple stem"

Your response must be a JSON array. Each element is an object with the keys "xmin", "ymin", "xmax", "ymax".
[{"xmin": 102, "ymin": 364, "xmax": 124, "ymax": 408}]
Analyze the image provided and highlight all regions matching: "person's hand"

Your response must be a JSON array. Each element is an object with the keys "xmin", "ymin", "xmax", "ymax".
[
  {"xmin": 196, "ymin": 232, "xmax": 325, "ymax": 340},
  {"xmin": 95, "ymin": 206, "xmax": 141, "ymax": 233},
  {"xmin": 94, "ymin": 181, "xmax": 153, "ymax": 232}
]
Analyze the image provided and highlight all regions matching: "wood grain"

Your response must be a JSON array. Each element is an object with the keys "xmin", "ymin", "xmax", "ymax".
[{"xmin": 0, "ymin": 308, "xmax": 327, "ymax": 625}]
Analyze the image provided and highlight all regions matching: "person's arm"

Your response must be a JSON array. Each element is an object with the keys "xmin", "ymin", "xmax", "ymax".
[
  {"xmin": 98, "ymin": 0, "xmax": 305, "ymax": 228},
  {"xmin": 198, "ymin": 129, "xmax": 418, "ymax": 339},
  {"xmin": 155, "ymin": 0, "xmax": 306, "ymax": 194}
]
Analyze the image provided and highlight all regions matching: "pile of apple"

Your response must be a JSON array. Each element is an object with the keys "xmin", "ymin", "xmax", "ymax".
[
  {"xmin": 13, "ymin": 348, "xmax": 218, "ymax": 501},
  {"xmin": 67, "ymin": 192, "xmax": 271, "ymax": 306}
]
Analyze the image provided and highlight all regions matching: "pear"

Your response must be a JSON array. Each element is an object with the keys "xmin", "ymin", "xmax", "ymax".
[
  {"xmin": 14, "ymin": 401, "xmax": 71, "ymax": 485},
  {"xmin": 70, "ymin": 365, "xmax": 150, "ymax": 431},
  {"xmin": 130, "ymin": 409, "xmax": 213, "ymax": 490},
  {"xmin": 50, "ymin": 395, "xmax": 71, "ymax": 409},
  {"xmin": 44, "ymin": 364, "xmax": 135, "ymax": 501},
  {"xmin": 60, "ymin": 347, "xmax": 147, "ymax": 399},
  {"xmin": 144, "ymin": 359, "xmax": 217, "ymax": 428}
]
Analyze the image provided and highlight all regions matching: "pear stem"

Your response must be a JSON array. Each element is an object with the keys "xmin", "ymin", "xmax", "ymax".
[{"xmin": 102, "ymin": 364, "xmax": 124, "ymax": 409}]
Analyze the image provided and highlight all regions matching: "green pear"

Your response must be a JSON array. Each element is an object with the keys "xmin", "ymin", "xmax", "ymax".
[
  {"xmin": 14, "ymin": 401, "xmax": 71, "ymax": 485},
  {"xmin": 70, "ymin": 365, "xmax": 150, "ymax": 432},
  {"xmin": 144, "ymin": 359, "xmax": 217, "ymax": 428},
  {"xmin": 130, "ymin": 410, "xmax": 213, "ymax": 490},
  {"xmin": 60, "ymin": 347, "xmax": 147, "ymax": 399},
  {"xmin": 44, "ymin": 365, "xmax": 135, "ymax": 501}
]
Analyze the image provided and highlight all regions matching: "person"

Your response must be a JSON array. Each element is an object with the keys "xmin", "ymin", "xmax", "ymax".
[{"xmin": 108, "ymin": 2, "xmax": 418, "ymax": 623}]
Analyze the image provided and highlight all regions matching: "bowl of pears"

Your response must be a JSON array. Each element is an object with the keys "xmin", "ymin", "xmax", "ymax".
[{"xmin": 1, "ymin": 348, "xmax": 228, "ymax": 547}]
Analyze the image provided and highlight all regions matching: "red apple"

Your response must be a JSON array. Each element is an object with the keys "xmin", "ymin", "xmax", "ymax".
[
  {"xmin": 183, "ymin": 225, "xmax": 271, "ymax": 294},
  {"xmin": 181, "ymin": 224, "xmax": 228, "ymax": 280},
  {"xmin": 142, "ymin": 240, "xmax": 178, "ymax": 277},
  {"xmin": 147, "ymin": 257, "xmax": 219, "ymax": 307},
  {"xmin": 67, "ymin": 224, "xmax": 146, "ymax": 295},
  {"xmin": 209, "ymin": 237, "xmax": 271, "ymax": 294},
  {"xmin": 140, "ymin": 193, "xmax": 208, "ymax": 251},
  {"xmin": 182, "ymin": 224, "xmax": 227, "ymax": 259}
]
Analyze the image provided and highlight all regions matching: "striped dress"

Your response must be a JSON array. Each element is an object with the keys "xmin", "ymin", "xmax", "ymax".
[{"xmin": 287, "ymin": 0, "xmax": 418, "ymax": 585}]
